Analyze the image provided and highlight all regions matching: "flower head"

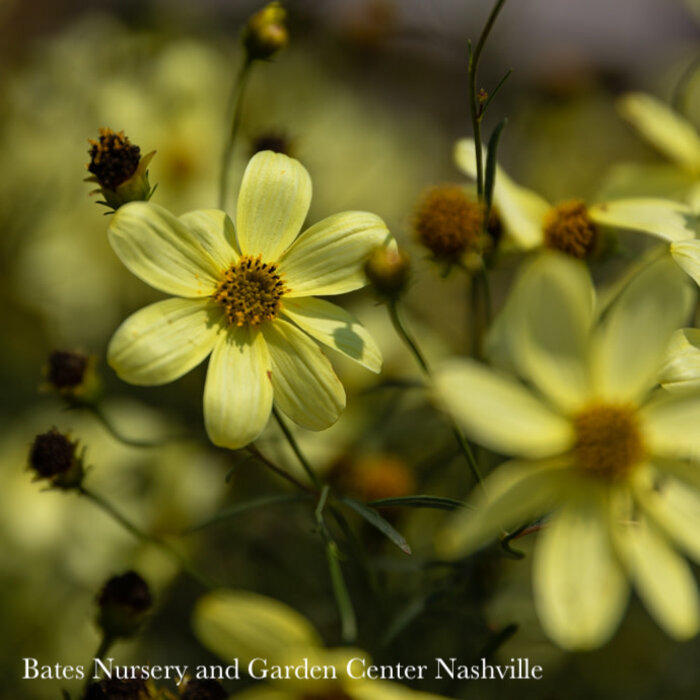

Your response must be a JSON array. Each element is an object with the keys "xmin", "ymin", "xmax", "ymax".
[
  {"xmin": 97, "ymin": 570, "xmax": 152, "ymax": 639},
  {"xmin": 454, "ymin": 139, "xmax": 700, "ymax": 282},
  {"xmin": 107, "ymin": 151, "xmax": 388, "ymax": 449},
  {"xmin": 434, "ymin": 253, "xmax": 700, "ymax": 650},
  {"xmin": 28, "ymin": 428, "xmax": 85, "ymax": 490}
]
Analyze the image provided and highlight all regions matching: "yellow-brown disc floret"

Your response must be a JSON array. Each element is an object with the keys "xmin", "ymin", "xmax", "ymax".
[
  {"xmin": 573, "ymin": 403, "xmax": 645, "ymax": 482},
  {"xmin": 543, "ymin": 199, "xmax": 598, "ymax": 259},
  {"xmin": 214, "ymin": 255, "xmax": 287, "ymax": 327}
]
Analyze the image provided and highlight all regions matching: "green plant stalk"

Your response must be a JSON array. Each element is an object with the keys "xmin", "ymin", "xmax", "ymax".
[
  {"xmin": 387, "ymin": 301, "xmax": 483, "ymax": 486},
  {"xmin": 273, "ymin": 406, "xmax": 322, "ymax": 489},
  {"xmin": 82, "ymin": 633, "xmax": 114, "ymax": 696},
  {"xmin": 219, "ymin": 55, "xmax": 254, "ymax": 210},
  {"xmin": 468, "ymin": 0, "xmax": 508, "ymax": 198},
  {"xmin": 78, "ymin": 487, "xmax": 215, "ymax": 589}
]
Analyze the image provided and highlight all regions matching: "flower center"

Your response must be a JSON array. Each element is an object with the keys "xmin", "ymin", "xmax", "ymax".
[
  {"xmin": 213, "ymin": 255, "xmax": 286, "ymax": 327},
  {"xmin": 414, "ymin": 185, "xmax": 494, "ymax": 260},
  {"xmin": 543, "ymin": 199, "xmax": 598, "ymax": 259},
  {"xmin": 87, "ymin": 128, "xmax": 141, "ymax": 190},
  {"xmin": 572, "ymin": 403, "xmax": 645, "ymax": 481}
]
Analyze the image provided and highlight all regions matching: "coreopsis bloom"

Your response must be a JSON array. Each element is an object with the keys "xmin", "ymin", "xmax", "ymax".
[
  {"xmin": 108, "ymin": 151, "xmax": 386, "ymax": 449},
  {"xmin": 454, "ymin": 139, "xmax": 700, "ymax": 284},
  {"xmin": 434, "ymin": 253, "xmax": 700, "ymax": 650},
  {"xmin": 193, "ymin": 589, "xmax": 448, "ymax": 700},
  {"xmin": 659, "ymin": 328, "xmax": 700, "ymax": 392}
]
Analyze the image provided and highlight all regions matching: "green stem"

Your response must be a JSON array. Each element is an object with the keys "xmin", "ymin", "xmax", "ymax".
[
  {"xmin": 82, "ymin": 633, "xmax": 114, "ymax": 694},
  {"xmin": 247, "ymin": 445, "xmax": 317, "ymax": 494},
  {"xmin": 78, "ymin": 487, "xmax": 215, "ymax": 589},
  {"xmin": 219, "ymin": 56, "xmax": 254, "ymax": 210},
  {"xmin": 387, "ymin": 301, "xmax": 483, "ymax": 486},
  {"xmin": 273, "ymin": 407, "xmax": 322, "ymax": 489},
  {"xmin": 468, "ymin": 0, "xmax": 508, "ymax": 198}
]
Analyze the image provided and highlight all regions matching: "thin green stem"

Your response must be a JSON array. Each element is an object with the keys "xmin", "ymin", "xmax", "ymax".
[
  {"xmin": 82, "ymin": 633, "xmax": 114, "ymax": 694},
  {"xmin": 246, "ymin": 445, "xmax": 316, "ymax": 494},
  {"xmin": 273, "ymin": 406, "xmax": 322, "ymax": 489},
  {"xmin": 468, "ymin": 0, "xmax": 508, "ymax": 198},
  {"xmin": 78, "ymin": 487, "xmax": 215, "ymax": 589},
  {"xmin": 387, "ymin": 300, "xmax": 483, "ymax": 486},
  {"xmin": 219, "ymin": 56, "xmax": 254, "ymax": 210},
  {"xmin": 469, "ymin": 267, "xmax": 493, "ymax": 359}
]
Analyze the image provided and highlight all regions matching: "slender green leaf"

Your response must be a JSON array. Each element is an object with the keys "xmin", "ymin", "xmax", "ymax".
[
  {"xmin": 341, "ymin": 497, "xmax": 412, "ymax": 555},
  {"xmin": 485, "ymin": 118, "xmax": 508, "ymax": 214},
  {"xmin": 482, "ymin": 69, "xmax": 513, "ymax": 114},
  {"xmin": 326, "ymin": 540, "xmax": 357, "ymax": 643},
  {"xmin": 367, "ymin": 495, "xmax": 468, "ymax": 511}
]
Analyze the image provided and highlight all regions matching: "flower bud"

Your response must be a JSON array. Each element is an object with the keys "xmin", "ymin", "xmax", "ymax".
[
  {"xmin": 364, "ymin": 246, "xmax": 410, "ymax": 299},
  {"xmin": 44, "ymin": 349, "xmax": 100, "ymax": 401},
  {"xmin": 86, "ymin": 128, "xmax": 156, "ymax": 211},
  {"xmin": 28, "ymin": 428, "xmax": 85, "ymax": 490},
  {"xmin": 332, "ymin": 453, "xmax": 416, "ymax": 503},
  {"xmin": 180, "ymin": 679, "xmax": 228, "ymax": 700},
  {"xmin": 97, "ymin": 571, "xmax": 152, "ymax": 640},
  {"xmin": 243, "ymin": 2, "xmax": 288, "ymax": 60}
]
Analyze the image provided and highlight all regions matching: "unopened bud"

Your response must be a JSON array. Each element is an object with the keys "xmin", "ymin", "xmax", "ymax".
[
  {"xmin": 86, "ymin": 128, "xmax": 156, "ymax": 211},
  {"xmin": 244, "ymin": 2, "xmax": 288, "ymax": 60},
  {"xmin": 97, "ymin": 571, "xmax": 152, "ymax": 640},
  {"xmin": 364, "ymin": 246, "xmax": 410, "ymax": 299},
  {"xmin": 28, "ymin": 428, "xmax": 84, "ymax": 490}
]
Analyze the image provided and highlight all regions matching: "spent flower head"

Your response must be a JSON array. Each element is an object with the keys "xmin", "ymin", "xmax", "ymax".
[
  {"xmin": 434, "ymin": 253, "xmax": 700, "ymax": 650},
  {"xmin": 86, "ymin": 128, "xmax": 156, "ymax": 211},
  {"xmin": 244, "ymin": 2, "xmax": 288, "ymax": 61},
  {"xmin": 97, "ymin": 570, "xmax": 152, "ymax": 639},
  {"xmin": 107, "ymin": 151, "xmax": 389, "ymax": 449},
  {"xmin": 28, "ymin": 428, "xmax": 85, "ymax": 490}
]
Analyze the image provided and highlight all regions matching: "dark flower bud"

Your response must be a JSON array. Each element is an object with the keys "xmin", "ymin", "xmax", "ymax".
[
  {"xmin": 83, "ymin": 678, "xmax": 150, "ymax": 700},
  {"xmin": 364, "ymin": 245, "xmax": 410, "ymax": 299},
  {"xmin": 86, "ymin": 128, "xmax": 156, "ymax": 211},
  {"xmin": 47, "ymin": 350, "xmax": 88, "ymax": 390},
  {"xmin": 250, "ymin": 131, "xmax": 293, "ymax": 157},
  {"xmin": 28, "ymin": 428, "xmax": 84, "ymax": 490},
  {"xmin": 243, "ymin": 2, "xmax": 288, "ymax": 61},
  {"xmin": 97, "ymin": 571, "xmax": 152, "ymax": 640},
  {"xmin": 180, "ymin": 679, "xmax": 228, "ymax": 700}
]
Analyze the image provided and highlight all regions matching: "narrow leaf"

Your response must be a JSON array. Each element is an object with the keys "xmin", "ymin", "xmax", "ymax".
[
  {"xmin": 367, "ymin": 495, "xmax": 468, "ymax": 511},
  {"xmin": 341, "ymin": 497, "xmax": 412, "ymax": 555},
  {"xmin": 326, "ymin": 541, "xmax": 357, "ymax": 642}
]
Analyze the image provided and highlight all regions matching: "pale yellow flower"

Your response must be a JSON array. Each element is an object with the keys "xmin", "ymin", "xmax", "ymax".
[
  {"xmin": 193, "ymin": 589, "xmax": 448, "ymax": 700},
  {"xmin": 108, "ymin": 151, "xmax": 388, "ymax": 449},
  {"xmin": 454, "ymin": 138, "xmax": 700, "ymax": 285},
  {"xmin": 434, "ymin": 253, "xmax": 700, "ymax": 650},
  {"xmin": 659, "ymin": 328, "xmax": 700, "ymax": 393}
]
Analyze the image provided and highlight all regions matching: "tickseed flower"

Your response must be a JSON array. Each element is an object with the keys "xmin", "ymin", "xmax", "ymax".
[
  {"xmin": 107, "ymin": 151, "xmax": 387, "ymax": 449},
  {"xmin": 193, "ymin": 589, "xmax": 448, "ymax": 700},
  {"xmin": 28, "ymin": 428, "xmax": 85, "ymax": 490},
  {"xmin": 454, "ymin": 139, "xmax": 700, "ymax": 282},
  {"xmin": 86, "ymin": 128, "xmax": 156, "ymax": 211},
  {"xmin": 434, "ymin": 253, "xmax": 700, "ymax": 650}
]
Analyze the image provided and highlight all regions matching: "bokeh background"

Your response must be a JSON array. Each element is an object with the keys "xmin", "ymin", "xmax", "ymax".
[{"xmin": 1, "ymin": 0, "xmax": 699, "ymax": 698}]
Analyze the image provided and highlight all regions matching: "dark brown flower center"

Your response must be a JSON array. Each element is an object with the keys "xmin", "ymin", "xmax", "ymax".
[
  {"xmin": 213, "ymin": 256, "xmax": 286, "ymax": 327},
  {"xmin": 88, "ymin": 128, "xmax": 141, "ymax": 189}
]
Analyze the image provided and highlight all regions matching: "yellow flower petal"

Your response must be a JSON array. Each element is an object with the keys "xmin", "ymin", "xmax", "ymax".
[
  {"xmin": 279, "ymin": 212, "xmax": 391, "ymax": 297},
  {"xmin": 505, "ymin": 253, "xmax": 593, "ymax": 412},
  {"xmin": 591, "ymin": 256, "xmax": 694, "ymax": 402},
  {"xmin": 437, "ymin": 459, "xmax": 571, "ymax": 558},
  {"xmin": 670, "ymin": 239, "xmax": 700, "ymax": 286},
  {"xmin": 179, "ymin": 208, "xmax": 240, "ymax": 265},
  {"xmin": 263, "ymin": 319, "xmax": 345, "ymax": 430},
  {"xmin": 588, "ymin": 199, "xmax": 697, "ymax": 242},
  {"xmin": 204, "ymin": 327, "xmax": 272, "ymax": 449},
  {"xmin": 236, "ymin": 151, "xmax": 312, "ymax": 260},
  {"xmin": 192, "ymin": 589, "xmax": 323, "ymax": 667},
  {"xmin": 533, "ymin": 492, "xmax": 629, "ymax": 651},
  {"xmin": 108, "ymin": 201, "xmax": 223, "ymax": 297},
  {"xmin": 433, "ymin": 358, "xmax": 575, "ymax": 459},
  {"xmin": 617, "ymin": 92, "xmax": 700, "ymax": 175},
  {"xmin": 659, "ymin": 328, "xmax": 700, "ymax": 392},
  {"xmin": 281, "ymin": 297, "xmax": 381, "ymax": 373},
  {"xmin": 614, "ymin": 514, "xmax": 699, "ymax": 640},
  {"xmin": 634, "ymin": 466, "xmax": 700, "ymax": 563},
  {"xmin": 454, "ymin": 138, "xmax": 550, "ymax": 249},
  {"xmin": 108, "ymin": 297, "xmax": 222, "ymax": 386},
  {"xmin": 640, "ymin": 391, "xmax": 700, "ymax": 461}
]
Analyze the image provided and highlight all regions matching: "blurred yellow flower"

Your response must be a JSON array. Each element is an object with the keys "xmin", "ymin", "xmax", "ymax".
[
  {"xmin": 108, "ymin": 151, "xmax": 388, "ymax": 449},
  {"xmin": 434, "ymin": 253, "xmax": 700, "ymax": 650},
  {"xmin": 193, "ymin": 589, "xmax": 448, "ymax": 700},
  {"xmin": 454, "ymin": 139, "xmax": 700, "ymax": 284}
]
